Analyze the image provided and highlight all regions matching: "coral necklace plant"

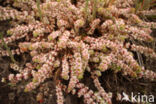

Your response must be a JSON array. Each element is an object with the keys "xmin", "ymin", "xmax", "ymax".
[{"xmin": 0, "ymin": 0, "xmax": 156, "ymax": 104}]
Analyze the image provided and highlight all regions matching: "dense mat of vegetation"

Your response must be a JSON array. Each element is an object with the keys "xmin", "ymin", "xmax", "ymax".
[{"xmin": 0, "ymin": 0, "xmax": 156, "ymax": 104}]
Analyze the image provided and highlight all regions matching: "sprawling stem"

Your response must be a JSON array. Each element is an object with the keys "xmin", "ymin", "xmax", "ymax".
[
  {"xmin": 85, "ymin": 0, "xmax": 89, "ymax": 20},
  {"xmin": 0, "ymin": 33, "xmax": 17, "ymax": 63},
  {"xmin": 92, "ymin": 0, "xmax": 97, "ymax": 20},
  {"xmin": 36, "ymin": 0, "xmax": 43, "ymax": 21}
]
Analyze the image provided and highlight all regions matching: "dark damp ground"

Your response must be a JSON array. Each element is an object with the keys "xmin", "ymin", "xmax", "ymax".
[{"xmin": 0, "ymin": 4, "xmax": 156, "ymax": 104}]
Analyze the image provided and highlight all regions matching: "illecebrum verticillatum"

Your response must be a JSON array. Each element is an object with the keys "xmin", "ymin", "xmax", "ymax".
[{"xmin": 0, "ymin": 0, "xmax": 156, "ymax": 104}]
